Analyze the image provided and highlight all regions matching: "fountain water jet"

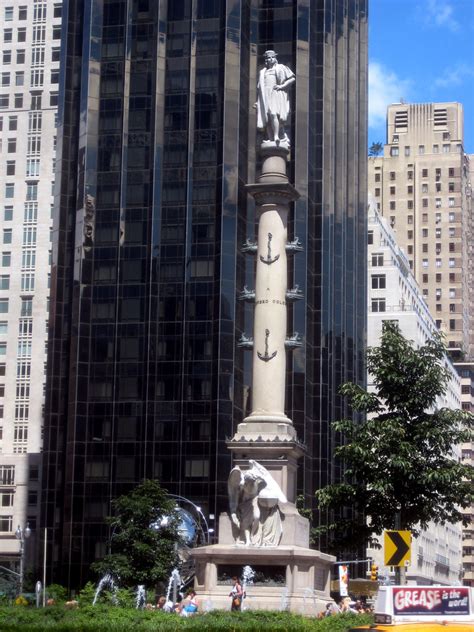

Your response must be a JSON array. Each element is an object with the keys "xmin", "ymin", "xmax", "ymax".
[
  {"xmin": 92, "ymin": 573, "xmax": 118, "ymax": 606},
  {"xmin": 136, "ymin": 584, "xmax": 146, "ymax": 609}
]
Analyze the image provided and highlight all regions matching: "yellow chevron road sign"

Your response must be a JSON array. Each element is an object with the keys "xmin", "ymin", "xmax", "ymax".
[{"xmin": 384, "ymin": 530, "xmax": 411, "ymax": 567}]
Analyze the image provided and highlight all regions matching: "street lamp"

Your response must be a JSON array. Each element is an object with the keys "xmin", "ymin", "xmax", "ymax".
[{"xmin": 15, "ymin": 523, "xmax": 31, "ymax": 595}]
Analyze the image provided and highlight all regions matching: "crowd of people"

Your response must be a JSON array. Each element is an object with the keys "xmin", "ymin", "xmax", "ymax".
[
  {"xmin": 148, "ymin": 587, "xmax": 373, "ymax": 618},
  {"xmin": 320, "ymin": 596, "xmax": 374, "ymax": 617},
  {"xmin": 151, "ymin": 577, "xmax": 244, "ymax": 617}
]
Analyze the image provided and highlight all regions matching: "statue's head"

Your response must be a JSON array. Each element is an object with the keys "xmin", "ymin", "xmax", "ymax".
[{"xmin": 264, "ymin": 50, "xmax": 277, "ymax": 67}]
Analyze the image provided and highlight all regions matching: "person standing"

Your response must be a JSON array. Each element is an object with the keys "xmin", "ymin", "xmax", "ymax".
[{"xmin": 229, "ymin": 576, "xmax": 244, "ymax": 611}]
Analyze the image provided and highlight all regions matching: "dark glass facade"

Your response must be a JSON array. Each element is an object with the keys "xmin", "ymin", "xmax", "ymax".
[{"xmin": 42, "ymin": 0, "xmax": 367, "ymax": 587}]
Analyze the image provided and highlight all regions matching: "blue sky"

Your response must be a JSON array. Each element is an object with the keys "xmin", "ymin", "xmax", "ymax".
[{"xmin": 369, "ymin": 0, "xmax": 474, "ymax": 153}]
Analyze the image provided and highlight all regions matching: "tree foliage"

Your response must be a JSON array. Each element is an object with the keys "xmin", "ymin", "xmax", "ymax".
[
  {"xmin": 369, "ymin": 141, "xmax": 383, "ymax": 156},
  {"xmin": 91, "ymin": 479, "xmax": 181, "ymax": 588},
  {"xmin": 316, "ymin": 321, "xmax": 474, "ymax": 551}
]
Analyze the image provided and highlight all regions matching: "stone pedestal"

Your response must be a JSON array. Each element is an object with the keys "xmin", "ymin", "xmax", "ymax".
[{"xmin": 192, "ymin": 544, "xmax": 334, "ymax": 615}]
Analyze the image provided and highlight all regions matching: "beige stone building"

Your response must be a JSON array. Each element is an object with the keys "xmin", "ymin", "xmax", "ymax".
[
  {"xmin": 0, "ymin": 0, "xmax": 61, "ymax": 582},
  {"xmin": 368, "ymin": 102, "xmax": 473, "ymax": 359}
]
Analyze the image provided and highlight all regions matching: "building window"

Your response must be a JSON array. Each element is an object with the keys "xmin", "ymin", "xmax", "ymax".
[
  {"xmin": 14, "ymin": 94, "xmax": 23, "ymax": 108},
  {"xmin": 435, "ymin": 259, "xmax": 442, "ymax": 268},
  {"xmin": 407, "ymin": 230, "xmax": 413, "ymax": 239},
  {"xmin": 26, "ymin": 184, "xmax": 38, "ymax": 201},
  {"xmin": 368, "ymin": 231, "xmax": 373, "ymax": 245},
  {"xmin": 390, "ymin": 186, "xmax": 395, "ymax": 195},
  {"xmin": 3, "ymin": 229, "xmax": 12, "ymax": 245},
  {"xmin": 419, "ymin": 145, "xmax": 425, "ymax": 155},
  {"xmin": 7, "ymin": 138, "xmax": 16, "ymax": 153},
  {"xmin": 422, "ymin": 243, "xmax": 428, "ymax": 253},
  {"xmin": 18, "ymin": 6, "xmax": 27, "ymax": 20},
  {"xmin": 407, "ymin": 200, "xmax": 413, "ymax": 209},
  {"xmin": 0, "ymin": 465, "xmax": 14, "ymax": 485},
  {"xmin": 31, "ymin": 94, "xmax": 42, "ymax": 110},
  {"xmin": 449, "ymin": 319, "xmax": 456, "ymax": 330},
  {"xmin": 404, "ymin": 146, "xmax": 410, "ymax": 156},
  {"xmin": 1, "ymin": 253, "xmax": 11, "ymax": 267},
  {"xmin": 389, "ymin": 201, "xmax": 396, "ymax": 210},
  {"xmin": 375, "ymin": 188, "xmax": 380, "ymax": 197},
  {"xmin": 371, "ymin": 274, "xmax": 386, "ymax": 289},
  {"xmin": 0, "ymin": 516, "xmax": 13, "ymax": 533},
  {"xmin": 0, "ymin": 276, "xmax": 9, "ymax": 290},
  {"xmin": 422, "ymin": 229, "xmax": 428, "ymax": 237},
  {"xmin": 50, "ymin": 70, "xmax": 59, "ymax": 84},
  {"xmin": 390, "ymin": 147, "xmax": 399, "ymax": 157},
  {"xmin": 374, "ymin": 173, "xmax": 380, "ymax": 182},
  {"xmin": 17, "ymin": 28, "xmax": 26, "ymax": 42},
  {"xmin": 422, "ymin": 198, "xmax": 428, "ymax": 208},
  {"xmin": 371, "ymin": 253, "xmax": 384, "ymax": 267},
  {"xmin": 433, "ymin": 144, "xmax": 439, "ymax": 153},
  {"xmin": 449, "ymin": 258, "xmax": 455, "ymax": 268},
  {"xmin": 443, "ymin": 144, "xmax": 450, "ymax": 153},
  {"xmin": 52, "ymin": 25, "xmax": 61, "ymax": 40},
  {"xmin": 371, "ymin": 298, "xmax": 386, "ymax": 313},
  {"xmin": 422, "ymin": 259, "xmax": 428, "ymax": 268},
  {"xmin": 185, "ymin": 459, "xmax": 209, "ymax": 478},
  {"xmin": 449, "ymin": 212, "xmax": 455, "ymax": 222},
  {"xmin": 0, "ymin": 492, "xmax": 13, "ymax": 506}
]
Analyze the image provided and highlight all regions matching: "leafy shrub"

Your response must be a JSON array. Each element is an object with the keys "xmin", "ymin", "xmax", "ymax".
[
  {"xmin": 0, "ymin": 606, "xmax": 372, "ymax": 631},
  {"xmin": 46, "ymin": 584, "xmax": 69, "ymax": 603}
]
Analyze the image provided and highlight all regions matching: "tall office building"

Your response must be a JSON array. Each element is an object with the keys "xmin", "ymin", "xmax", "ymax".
[
  {"xmin": 368, "ymin": 103, "xmax": 473, "ymax": 359},
  {"xmin": 42, "ymin": 0, "xmax": 367, "ymax": 587},
  {"xmin": 0, "ymin": 1, "xmax": 61, "ymax": 575}
]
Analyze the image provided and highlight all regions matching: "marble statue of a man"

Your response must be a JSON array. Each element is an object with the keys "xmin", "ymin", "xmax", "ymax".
[{"xmin": 255, "ymin": 50, "xmax": 295, "ymax": 146}]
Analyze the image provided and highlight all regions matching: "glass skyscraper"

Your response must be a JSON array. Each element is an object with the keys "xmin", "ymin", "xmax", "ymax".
[{"xmin": 42, "ymin": 0, "xmax": 368, "ymax": 587}]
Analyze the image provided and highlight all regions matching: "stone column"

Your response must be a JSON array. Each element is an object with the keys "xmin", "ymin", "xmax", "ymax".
[
  {"xmin": 229, "ymin": 146, "xmax": 302, "ymax": 501},
  {"xmin": 245, "ymin": 146, "xmax": 298, "ymax": 424}
]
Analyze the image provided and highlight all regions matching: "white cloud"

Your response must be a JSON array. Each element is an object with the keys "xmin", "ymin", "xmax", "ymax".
[
  {"xmin": 423, "ymin": 0, "xmax": 460, "ymax": 32},
  {"xmin": 368, "ymin": 62, "xmax": 412, "ymax": 129},
  {"xmin": 434, "ymin": 63, "xmax": 474, "ymax": 88}
]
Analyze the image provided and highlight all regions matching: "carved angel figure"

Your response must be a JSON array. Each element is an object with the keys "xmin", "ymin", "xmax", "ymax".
[{"xmin": 228, "ymin": 460, "xmax": 287, "ymax": 547}]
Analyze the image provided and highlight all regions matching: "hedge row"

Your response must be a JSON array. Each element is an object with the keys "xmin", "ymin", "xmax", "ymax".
[{"xmin": 0, "ymin": 606, "xmax": 372, "ymax": 631}]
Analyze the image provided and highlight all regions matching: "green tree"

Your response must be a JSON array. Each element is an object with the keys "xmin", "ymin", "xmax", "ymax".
[
  {"xmin": 316, "ymin": 321, "xmax": 473, "ymax": 552},
  {"xmin": 91, "ymin": 480, "xmax": 181, "ymax": 588},
  {"xmin": 369, "ymin": 141, "xmax": 383, "ymax": 156}
]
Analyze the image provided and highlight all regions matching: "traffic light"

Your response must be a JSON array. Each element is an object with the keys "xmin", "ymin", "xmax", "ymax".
[{"xmin": 370, "ymin": 564, "xmax": 379, "ymax": 581}]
